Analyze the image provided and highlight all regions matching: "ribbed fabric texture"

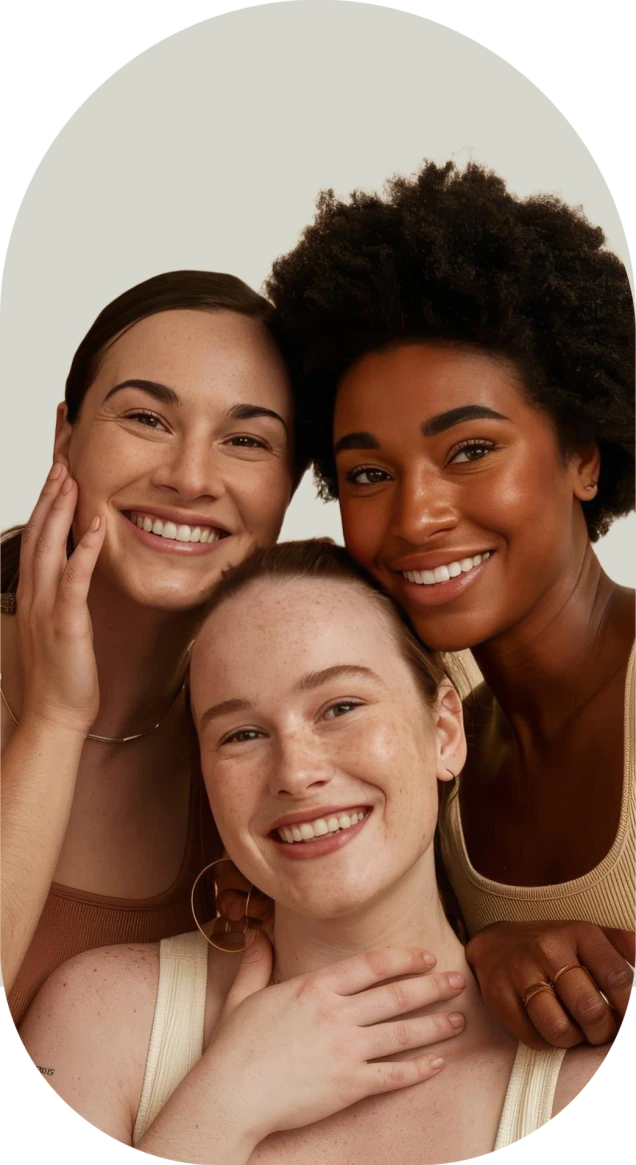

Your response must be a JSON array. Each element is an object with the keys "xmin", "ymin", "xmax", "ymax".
[
  {"xmin": 440, "ymin": 645, "xmax": 635, "ymax": 937},
  {"xmin": 8, "ymin": 774, "xmax": 217, "ymax": 1026},
  {"xmin": 131, "ymin": 933, "xmax": 565, "ymax": 1151},
  {"xmin": 494, "ymin": 1044, "xmax": 566, "ymax": 1149},
  {"xmin": 133, "ymin": 931, "xmax": 208, "ymax": 1145}
]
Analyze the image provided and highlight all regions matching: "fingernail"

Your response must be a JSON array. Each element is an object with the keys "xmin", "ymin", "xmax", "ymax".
[
  {"xmin": 430, "ymin": 1057, "xmax": 445, "ymax": 1070},
  {"xmin": 61, "ymin": 477, "xmax": 74, "ymax": 494},
  {"xmin": 449, "ymin": 1012, "xmax": 465, "ymax": 1028},
  {"xmin": 422, "ymin": 951, "xmax": 436, "ymax": 968},
  {"xmin": 50, "ymin": 462, "xmax": 63, "ymax": 480},
  {"xmin": 90, "ymin": 516, "xmax": 101, "ymax": 532},
  {"xmin": 448, "ymin": 972, "xmax": 465, "ymax": 989}
]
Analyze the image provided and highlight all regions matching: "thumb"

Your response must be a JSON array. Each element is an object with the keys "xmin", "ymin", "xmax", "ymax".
[
  {"xmin": 224, "ymin": 929, "xmax": 274, "ymax": 1014},
  {"xmin": 602, "ymin": 928, "xmax": 635, "ymax": 965}
]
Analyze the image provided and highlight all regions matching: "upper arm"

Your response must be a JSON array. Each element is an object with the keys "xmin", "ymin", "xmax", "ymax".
[{"xmin": 19, "ymin": 942, "xmax": 159, "ymax": 1144}]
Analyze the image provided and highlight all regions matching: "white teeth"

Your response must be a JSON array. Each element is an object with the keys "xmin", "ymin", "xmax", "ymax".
[
  {"xmin": 130, "ymin": 513, "xmax": 222, "ymax": 544},
  {"xmin": 277, "ymin": 810, "xmax": 367, "ymax": 844},
  {"xmin": 403, "ymin": 552, "xmax": 492, "ymax": 586}
]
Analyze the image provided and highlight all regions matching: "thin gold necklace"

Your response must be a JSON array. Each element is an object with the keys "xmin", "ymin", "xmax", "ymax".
[{"xmin": 0, "ymin": 676, "xmax": 187, "ymax": 744}]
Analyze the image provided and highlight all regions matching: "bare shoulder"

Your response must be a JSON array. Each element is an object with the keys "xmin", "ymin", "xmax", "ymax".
[
  {"xmin": 552, "ymin": 1043, "xmax": 610, "ymax": 1117},
  {"xmin": 19, "ymin": 941, "xmax": 160, "ymax": 1143}
]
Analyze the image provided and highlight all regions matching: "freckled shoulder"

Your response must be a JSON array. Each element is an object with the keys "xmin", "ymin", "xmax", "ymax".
[{"xmin": 19, "ymin": 941, "xmax": 161, "ymax": 1145}]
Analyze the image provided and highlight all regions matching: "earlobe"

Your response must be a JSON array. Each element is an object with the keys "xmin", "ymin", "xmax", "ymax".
[
  {"xmin": 53, "ymin": 402, "xmax": 72, "ymax": 467},
  {"xmin": 571, "ymin": 444, "xmax": 601, "ymax": 502},
  {"xmin": 434, "ymin": 681, "xmax": 467, "ymax": 783}
]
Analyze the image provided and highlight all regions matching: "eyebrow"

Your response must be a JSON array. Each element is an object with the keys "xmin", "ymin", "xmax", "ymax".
[
  {"xmin": 197, "ymin": 665, "xmax": 382, "ymax": 729},
  {"xmin": 420, "ymin": 405, "xmax": 509, "ymax": 437},
  {"xmin": 102, "ymin": 382, "xmax": 287, "ymax": 432},
  {"xmin": 334, "ymin": 431, "xmax": 381, "ymax": 455}
]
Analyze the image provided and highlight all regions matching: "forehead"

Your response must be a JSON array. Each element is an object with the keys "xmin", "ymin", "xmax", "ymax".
[
  {"xmin": 92, "ymin": 308, "xmax": 292, "ymax": 410},
  {"xmin": 335, "ymin": 343, "xmax": 526, "ymax": 428},
  {"xmin": 191, "ymin": 577, "xmax": 409, "ymax": 703}
]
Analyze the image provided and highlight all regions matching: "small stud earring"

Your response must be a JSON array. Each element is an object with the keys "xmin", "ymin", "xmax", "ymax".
[{"xmin": 584, "ymin": 481, "xmax": 598, "ymax": 491}]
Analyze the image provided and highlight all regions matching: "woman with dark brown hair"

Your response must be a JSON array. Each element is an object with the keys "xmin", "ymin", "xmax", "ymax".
[
  {"xmin": 1, "ymin": 270, "xmax": 302, "ymax": 1021},
  {"xmin": 266, "ymin": 161, "xmax": 635, "ymax": 1051}
]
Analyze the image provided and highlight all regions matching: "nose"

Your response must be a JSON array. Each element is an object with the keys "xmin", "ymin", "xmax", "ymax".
[
  {"xmin": 390, "ymin": 467, "xmax": 459, "ymax": 545},
  {"xmin": 268, "ymin": 732, "xmax": 333, "ymax": 799},
  {"xmin": 151, "ymin": 434, "xmax": 226, "ymax": 501}
]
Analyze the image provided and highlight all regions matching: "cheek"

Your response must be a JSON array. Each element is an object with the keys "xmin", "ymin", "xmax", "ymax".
[
  {"xmin": 340, "ymin": 498, "xmax": 385, "ymax": 566},
  {"xmin": 227, "ymin": 462, "xmax": 293, "ymax": 534}
]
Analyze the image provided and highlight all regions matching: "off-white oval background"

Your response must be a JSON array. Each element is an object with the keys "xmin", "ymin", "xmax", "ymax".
[{"xmin": 1, "ymin": 0, "xmax": 633, "ymax": 591}]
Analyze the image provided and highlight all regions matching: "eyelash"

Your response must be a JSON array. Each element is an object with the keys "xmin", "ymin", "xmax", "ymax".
[
  {"xmin": 122, "ymin": 412, "xmax": 270, "ymax": 449},
  {"xmin": 344, "ymin": 438, "xmax": 498, "ymax": 485},
  {"xmin": 219, "ymin": 700, "xmax": 363, "ymax": 746}
]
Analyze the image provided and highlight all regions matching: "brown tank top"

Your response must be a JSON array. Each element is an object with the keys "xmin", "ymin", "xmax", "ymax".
[{"xmin": 8, "ymin": 771, "xmax": 220, "ymax": 1027}]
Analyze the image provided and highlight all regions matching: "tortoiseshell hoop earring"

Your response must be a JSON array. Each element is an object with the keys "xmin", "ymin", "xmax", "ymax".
[{"xmin": 190, "ymin": 857, "xmax": 254, "ymax": 953}]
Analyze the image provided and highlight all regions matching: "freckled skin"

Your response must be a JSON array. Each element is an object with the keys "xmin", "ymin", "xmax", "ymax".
[
  {"xmin": 190, "ymin": 578, "xmax": 456, "ymax": 920},
  {"xmin": 57, "ymin": 309, "xmax": 295, "ymax": 613}
]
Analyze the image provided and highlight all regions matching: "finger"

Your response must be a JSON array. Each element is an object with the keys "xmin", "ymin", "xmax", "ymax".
[
  {"xmin": 57, "ymin": 517, "xmax": 106, "ymax": 619},
  {"xmin": 30, "ymin": 477, "xmax": 78, "ymax": 602},
  {"xmin": 364, "ymin": 1009, "xmax": 465, "ymax": 1059},
  {"xmin": 552, "ymin": 965, "xmax": 617, "ymax": 1044},
  {"xmin": 17, "ymin": 464, "xmax": 68, "ymax": 592},
  {"xmin": 484, "ymin": 984, "xmax": 554, "ymax": 1051},
  {"xmin": 323, "ymin": 948, "xmax": 437, "ymax": 996},
  {"xmin": 362, "ymin": 1052, "xmax": 446, "ymax": 1096},
  {"xmin": 601, "ymin": 928, "xmax": 635, "ymax": 966},
  {"xmin": 223, "ymin": 930, "xmax": 273, "ymax": 1013},
  {"xmin": 352, "ymin": 971, "xmax": 465, "ymax": 1026},
  {"xmin": 218, "ymin": 889, "xmax": 273, "ymax": 924},
  {"xmin": 524, "ymin": 987, "xmax": 584, "ymax": 1048}
]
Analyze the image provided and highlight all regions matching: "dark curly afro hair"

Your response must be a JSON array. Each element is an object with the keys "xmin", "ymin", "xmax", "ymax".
[{"xmin": 266, "ymin": 161, "xmax": 634, "ymax": 541}]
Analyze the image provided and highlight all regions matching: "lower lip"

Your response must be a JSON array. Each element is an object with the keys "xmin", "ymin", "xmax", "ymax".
[
  {"xmin": 122, "ymin": 513, "xmax": 231, "ymax": 557},
  {"xmin": 397, "ymin": 555, "xmax": 493, "ymax": 608},
  {"xmin": 271, "ymin": 811, "xmax": 372, "ymax": 861}
]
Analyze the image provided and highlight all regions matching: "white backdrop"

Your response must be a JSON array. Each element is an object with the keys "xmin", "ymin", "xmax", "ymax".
[{"xmin": 0, "ymin": 0, "xmax": 634, "ymax": 583}]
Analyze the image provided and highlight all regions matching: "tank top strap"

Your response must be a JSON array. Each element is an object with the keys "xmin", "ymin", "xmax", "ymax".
[
  {"xmin": 133, "ymin": 930, "xmax": 209, "ymax": 1145},
  {"xmin": 494, "ymin": 1043, "xmax": 566, "ymax": 1150}
]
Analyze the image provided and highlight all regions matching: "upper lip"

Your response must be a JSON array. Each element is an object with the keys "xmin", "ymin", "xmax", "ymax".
[
  {"xmin": 390, "ymin": 549, "xmax": 494, "ymax": 572},
  {"xmin": 268, "ymin": 804, "xmax": 370, "ymax": 833},
  {"xmin": 122, "ymin": 504, "xmax": 231, "ymax": 532}
]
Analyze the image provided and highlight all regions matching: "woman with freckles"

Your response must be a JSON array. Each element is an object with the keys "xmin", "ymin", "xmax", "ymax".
[
  {"xmin": 21, "ymin": 542, "xmax": 610, "ymax": 1163},
  {"xmin": 266, "ymin": 161, "xmax": 635, "ymax": 1051},
  {"xmin": 1, "ymin": 270, "xmax": 301, "ymax": 1022}
]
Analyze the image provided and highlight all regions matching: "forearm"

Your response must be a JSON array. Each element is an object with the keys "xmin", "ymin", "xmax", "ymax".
[
  {"xmin": 1, "ymin": 717, "xmax": 85, "ymax": 991},
  {"xmin": 137, "ymin": 1048, "xmax": 263, "ymax": 1165}
]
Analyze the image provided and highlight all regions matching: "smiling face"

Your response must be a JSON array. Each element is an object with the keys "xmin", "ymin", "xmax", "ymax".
[
  {"xmin": 190, "ymin": 576, "xmax": 464, "ymax": 919},
  {"xmin": 334, "ymin": 343, "xmax": 598, "ymax": 651},
  {"xmin": 54, "ymin": 309, "xmax": 295, "ymax": 611}
]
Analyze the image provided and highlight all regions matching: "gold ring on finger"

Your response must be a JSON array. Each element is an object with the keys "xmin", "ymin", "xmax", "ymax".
[
  {"xmin": 522, "ymin": 980, "xmax": 556, "ymax": 1008},
  {"xmin": 552, "ymin": 962, "xmax": 582, "ymax": 987}
]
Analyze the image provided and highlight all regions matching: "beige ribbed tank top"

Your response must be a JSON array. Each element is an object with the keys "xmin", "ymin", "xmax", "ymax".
[
  {"xmin": 440, "ymin": 645, "xmax": 635, "ymax": 937},
  {"xmin": 132, "ymin": 930, "xmax": 566, "ymax": 1151}
]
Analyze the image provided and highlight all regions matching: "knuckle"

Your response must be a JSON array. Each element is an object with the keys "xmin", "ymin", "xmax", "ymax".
[
  {"xmin": 605, "ymin": 964, "xmax": 633, "ymax": 992},
  {"xmin": 388, "ymin": 982, "xmax": 410, "ymax": 1012},
  {"xmin": 363, "ymin": 949, "xmax": 390, "ymax": 977},
  {"xmin": 385, "ymin": 1064, "xmax": 407, "ymax": 1087},
  {"xmin": 541, "ymin": 1013, "xmax": 574, "ymax": 1044},
  {"xmin": 392, "ymin": 1022, "xmax": 411, "ymax": 1049},
  {"xmin": 575, "ymin": 993, "xmax": 607, "ymax": 1025}
]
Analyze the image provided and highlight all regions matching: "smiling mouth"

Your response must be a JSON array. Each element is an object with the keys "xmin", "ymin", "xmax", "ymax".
[
  {"xmin": 401, "ymin": 551, "xmax": 492, "ymax": 586},
  {"xmin": 124, "ymin": 511, "xmax": 229, "ymax": 545},
  {"xmin": 273, "ymin": 808, "xmax": 370, "ymax": 845}
]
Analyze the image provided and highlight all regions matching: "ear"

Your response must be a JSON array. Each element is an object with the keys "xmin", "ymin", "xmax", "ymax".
[
  {"xmin": 570, "ymin": 443, "xmax": 601, "ymax": 502},
  {"xmin": 433, "ymin": 680, "xmax": 466, "ymax": 784},
  {"xmin": 53, "ymin": 402, "xmax": 72, "ymax": 468}
]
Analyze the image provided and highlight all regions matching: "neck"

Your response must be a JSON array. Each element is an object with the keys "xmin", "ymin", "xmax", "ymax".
[
  {"xmin": 86, "ymin": 569, "xmax": 204, "ymax": 739},
  {"xmin": 273, "ymin": 848, "xmax": 477, "ymax": 998},
  {"xmin": 472, "ymin": 540, "xmax": 628, "ymax": 737}
]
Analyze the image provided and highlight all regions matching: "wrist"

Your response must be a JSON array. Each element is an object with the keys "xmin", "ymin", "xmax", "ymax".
[{"xmin": 17, "ymin": 706, "xmax": 90, "ymax": 743}]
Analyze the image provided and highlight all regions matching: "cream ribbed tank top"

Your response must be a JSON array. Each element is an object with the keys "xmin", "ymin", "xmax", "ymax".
[
  {"xmin": 132, "ymin": 930, "xmax": 566, "ymax": 1151},
  {"xmin": 440, "ymin": 645, "xmax": 635, "ymax": 937}
]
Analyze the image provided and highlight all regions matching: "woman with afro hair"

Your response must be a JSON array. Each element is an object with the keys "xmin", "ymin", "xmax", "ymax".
[{"xmin": 266, "ymin": 160, "xmax": 634, "ymax": 1054}]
